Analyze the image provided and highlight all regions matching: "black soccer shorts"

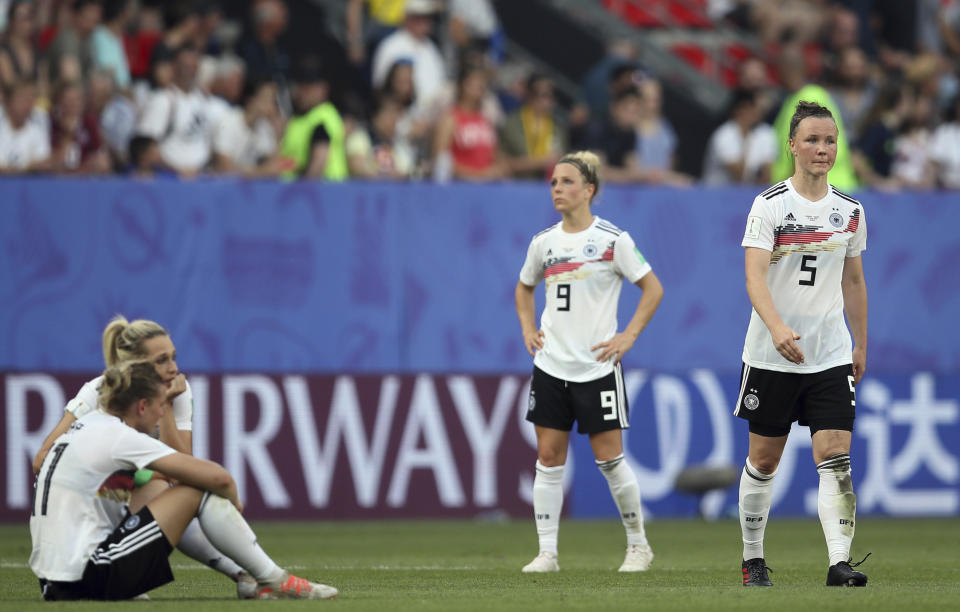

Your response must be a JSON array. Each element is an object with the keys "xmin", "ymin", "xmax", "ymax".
[
  {"xmin": 40, "ymin": 506, "xmax": 174, "ymax": 601},
  {"xmin": 526, "ymin": 364, "xmax": 629, "ymax": 434},
  {"xmin": 734, "ymin": 362, "xmax": 856, "ymax": 436}
]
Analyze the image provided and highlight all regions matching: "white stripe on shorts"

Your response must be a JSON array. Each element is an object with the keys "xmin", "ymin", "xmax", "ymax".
[
  {"xmin": 734, "ymin": 364, "xmax": 751, "ymax": 416},
  {"xmin": 614, "ymin": 363, "xmax": 628, "ymax": 429},
  {"xmin": 90, "ymin": 523, "xmax": 163, "ymax": 564}
]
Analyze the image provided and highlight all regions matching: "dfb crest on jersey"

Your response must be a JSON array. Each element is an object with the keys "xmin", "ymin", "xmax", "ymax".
[
  {"xmin": 528, "ymin": 391, "xmax": 536, "ymax": 413},
  {"xmin": 744, "ymin": 394, "xmax": 760, "ymax": 411},
  {"xmin": 583, "ymin": 243, "xmax": 598, "ymax": 257},
  {"xmin": 124, "ymin": 514, "xmax": 141, "ymax": 530},
  {"xmin": 829, "ymin": 212, "xmax": 844, "ymax": 228}
]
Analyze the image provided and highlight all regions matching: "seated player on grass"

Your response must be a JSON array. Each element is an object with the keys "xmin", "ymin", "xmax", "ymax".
[{"xmin": 29, "ymin": 361, "xmax": 338, "ymax": 601}]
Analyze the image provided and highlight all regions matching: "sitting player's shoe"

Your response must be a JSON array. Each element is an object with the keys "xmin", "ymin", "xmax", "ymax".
[
  {"xmin": 618, "ymin": 544, "xmax": 654, "ymax": 572},
  {"xmin": 826, "ymin": 554, "xmax": 870, "ymax": 587},
  {"xmin": 256, "ymin": 572, "xmax": 339, "ymax": 600},
  {"xmin": 521, "ymin": 551, "xmax": 559, "ymax": 573},
  {"xmin": 235, "ymin": 571, "xmax": 258, "ymax": 599},
  {"xmin": 742, "ymin": 557, "xmax": 773, "ymax": 586}
]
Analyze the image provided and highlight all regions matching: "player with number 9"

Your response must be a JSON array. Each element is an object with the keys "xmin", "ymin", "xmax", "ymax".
[{"xmin": 515, "ymin": 150, "xmax": 663, "ymax": 573}]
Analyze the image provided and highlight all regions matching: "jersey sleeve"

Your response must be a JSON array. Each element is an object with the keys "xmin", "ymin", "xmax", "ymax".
[
  {"xmin": 65, "ymin": 377, "xmax": 102, "ymax": 418},
  {"xmin": 846, "ymin": 205, "xmax": 866, "ymax": 257},
  {"xmin": 741, "ymin": 195, "xmax": 776, "ymax": 251},
  {"xmin": 613, "ymin": 231, "xmax": 652, "ymax": 283},
  {"xmin": 518, "ymin": 236, "xmax": 543, "ymax": 287},
  {"xmin": 172, "ymin": 380, "xmax": 194, "ymax": 432},
  {"xmin": 110, "ymin": 426, "xmax": 177, "ymax": 471}
]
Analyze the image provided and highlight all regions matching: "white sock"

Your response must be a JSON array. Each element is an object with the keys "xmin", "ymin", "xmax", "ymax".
[
  {"xmin": 597, "ymin": 455, "xmax": 648, "ymax": 548},
  {"xmin": 739, "ymin": 458, "xmax": 776, "ymax": 561},
  {"xmin": 817, "ymin": 453, "xmax": 856, "ymax": 566},
  {"xmin": 178, "ymin": 519, "xmax": 246, "ymax": 580},
  {"xmin": 532, "ymin": 461, "xmax": 564, "ymax": 555},
  {"xmin": 196, "ymin": 493, "xmax": 285, "ymax": 584}
]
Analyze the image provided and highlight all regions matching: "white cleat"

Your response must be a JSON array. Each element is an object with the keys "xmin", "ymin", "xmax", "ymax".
[
  {"xmin": 256, "ymin": 572, "xmax": 339, "ymax": 600},
  {"xmin": 235, "ymin": 571, "xmax": 258, "ymax": 599},
  {"xmin": 618, "ymin": 544, "xmax": 654, "ymax": 572},
  {"xmin": 522, "ymin": 551, "xmax": 559, "ymax": 573}
]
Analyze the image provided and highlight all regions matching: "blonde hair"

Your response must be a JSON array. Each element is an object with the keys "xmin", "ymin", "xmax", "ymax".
[
  {"xmin": 101, "ymin": 315, "xmax": 168, "ymax": 367},
  {"xmin": 557, "ymin": 151, "xmax": 602, "ymax": 202},
  {"xmin": 98, "ymin": 361, "xmax": 165, "ymax": 417}
]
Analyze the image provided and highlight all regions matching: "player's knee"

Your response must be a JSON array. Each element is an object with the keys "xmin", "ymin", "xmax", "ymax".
[
  {"xmin": 537, "ymin": 451, "xmax": 565, "ymax": 467},
  {"xmin": 749, "ymin": 456, "xmax": 779, "ymax": 475}
]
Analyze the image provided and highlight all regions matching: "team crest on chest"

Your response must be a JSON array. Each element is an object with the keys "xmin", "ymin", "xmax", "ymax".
[
  {"xmin": 583, "ymin": 243, "xmax": 598, "ymax": 257},
  {"xmin": 829, "ymin": 212, "xmax": 844, "ymax": 228}
]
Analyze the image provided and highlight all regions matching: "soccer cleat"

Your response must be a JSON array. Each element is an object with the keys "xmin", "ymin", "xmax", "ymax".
[
  {"xmin": 235, "ymin": 571, "xmax": 258, "ymax": 599},
  {"xmin": 826, "ymin": 554, "xmax": 870, "ymax": 587},
  {"xmin": 521, "ymin": 551, "xmax": 559, "ymax": 573},
  {"xmin": 618, "ymin": 544, "xmax": 654, "ymax": 572},
  {"xmin": 256, "ymin": 572, "xmax": 339, "ymax": 600},
  {"xmin": 742, "ymin": 557, "xmax": 773, "ymax": 586}
]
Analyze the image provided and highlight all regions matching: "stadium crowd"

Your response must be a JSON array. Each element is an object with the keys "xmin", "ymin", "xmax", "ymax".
[{"xmin": 0, "ymin": 0, "xmax": 958, "ymax": 190}]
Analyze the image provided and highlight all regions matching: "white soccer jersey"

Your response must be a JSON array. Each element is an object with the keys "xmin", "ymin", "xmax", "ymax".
[
  {"xmin": 741, "ymin": 178, "xmax": 867, "ymax": 373},
  {"xmin": 67, "ymin": 375, "xmax": 193, "ymax": 432},
  {"xmin": 29, "ymin": 411, "xmax": 176, "ymax": 581},
  {"xmin": 519, "ymin": 216, "xmax": 652, "ymax": 382}
]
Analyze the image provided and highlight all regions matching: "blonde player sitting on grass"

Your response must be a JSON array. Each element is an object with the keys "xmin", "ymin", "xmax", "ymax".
[
  {"xmin": 30, "ymin": 360, "xmax": 338, "ymax": 601},
  {"xmin": 32, "ymin": 315, "xmax": 257, "ymax": 598}
]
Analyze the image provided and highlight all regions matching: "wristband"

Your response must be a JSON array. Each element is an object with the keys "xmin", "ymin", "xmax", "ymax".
[{"xmin": 133, "ymin": 469, "xmax": 154, "ymax": 488}]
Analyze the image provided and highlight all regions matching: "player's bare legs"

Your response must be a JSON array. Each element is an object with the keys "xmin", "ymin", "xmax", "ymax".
[
  {"xmin": 812, "ymin": 429, "xmax": 866, "ymax": 586},
  {"xmin": 522, "ymin": 426, "xmax": 569, "ymax": 573},
  {"xmin": 740, "ymin": 433, "xmax": 787, "ymax": 586}
]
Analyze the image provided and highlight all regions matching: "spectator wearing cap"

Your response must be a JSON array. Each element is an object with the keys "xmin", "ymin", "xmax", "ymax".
[
  {"xmin": 371, "ymin": 0, "xmax": 446, "ymax": 114},
  {"xmin": 136, "ymin": 44, "xmax": 217, "ymax": 175},
  {"xmin": 280, "ymin": 59, "xmax": 347, "ymax": 180},
  {"xmin": 499, "ymin": 73, "xmax": 567, "ymax": 180},
  {"xmin": 46, "ymin": 0, "xmax": 102, "ymax": 84}
]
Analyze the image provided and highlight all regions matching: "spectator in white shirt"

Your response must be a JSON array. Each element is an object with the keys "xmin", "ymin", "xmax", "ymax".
[
  {"xmin": 212, "ymin": 79, "xmax": 290, "ymax": 177},
  {"xmin": 702, "ymin": 89, "xmax": 777, "ymax": 185},
  {"xmin": 136, "ymin": 44, "xmax": 216, "ymax": 175},
  {"xmin": 371, "ymin": 0, "xmax": 447, "ymax": 114},
  {"xmin": 931, "ymin": 94, "xmax": 960, "ymax": 189},
  {"xmin": 0, "ymin": 79, "xmax": 51, "ymax": 173}
]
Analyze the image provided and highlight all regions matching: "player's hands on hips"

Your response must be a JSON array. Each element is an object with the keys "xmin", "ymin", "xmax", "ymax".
[
  {"xmin": 592, "ymin": 333, "xmax": 635, "ymax": 363},
  {"xmin": 852, "ymin": 345, "xmax": 866, "ymax": 385},
  {"xmin": 771, "ymin": 324, "xmax": 804, "ymax": 364},
  {"xmin": 165, "ymin": 373, "xmax": 187, "ymax": 401},
  {"xmin": 523, "ymin": 329, "xmax": 544, "ymax": 356}
]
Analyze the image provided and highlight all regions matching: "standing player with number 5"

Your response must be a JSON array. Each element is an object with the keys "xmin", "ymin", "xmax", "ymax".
[
  {"xmin": 515, "ymin": 151, "xmax": 663, "ymax": 573},
  {"xmin": 736, "ymin": 101, "xmax": 869, "ymax": 587}
]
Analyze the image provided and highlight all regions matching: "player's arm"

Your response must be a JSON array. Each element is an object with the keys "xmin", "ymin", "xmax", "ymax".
[
  {"xmin": 156, "ymin": 374, "xmax": 191, "ymax": 454},
  {"xmin": 147, "ymin": 453, "xmax": 240, "ymax": 511},
  {"xmin": 745, "ymin": 246, "xmax": 805, "ymax": 364},
  {"xmin": 515, "ymin": 281, "xmax": 543, "ymax": 356},
  {"xmin": 592, "ymin": 271, "xmax": 663, "ymax": 363},
  {"xmin": 32, "ymin": 411, "xmax": 77, "ymax": 475},
  {"xmin": 841, "ymin": 255, "xmax": 868, "ymax": 384}
]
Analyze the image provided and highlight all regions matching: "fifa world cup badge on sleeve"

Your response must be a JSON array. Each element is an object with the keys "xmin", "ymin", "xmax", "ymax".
[{"xmin": 745, "ymin": 216, "xmax": 762, "ymax": 240}]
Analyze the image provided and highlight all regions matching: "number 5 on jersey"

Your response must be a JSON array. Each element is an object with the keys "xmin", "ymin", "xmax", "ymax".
[{"xmin": 799, "ymin": 255, "xmax": 817, "ymax": 286}]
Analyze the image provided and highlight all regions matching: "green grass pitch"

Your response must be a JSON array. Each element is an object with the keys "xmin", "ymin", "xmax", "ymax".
[{"xmin": 2, "ymin": 517, "xmax": 958, "ymax": 611}]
